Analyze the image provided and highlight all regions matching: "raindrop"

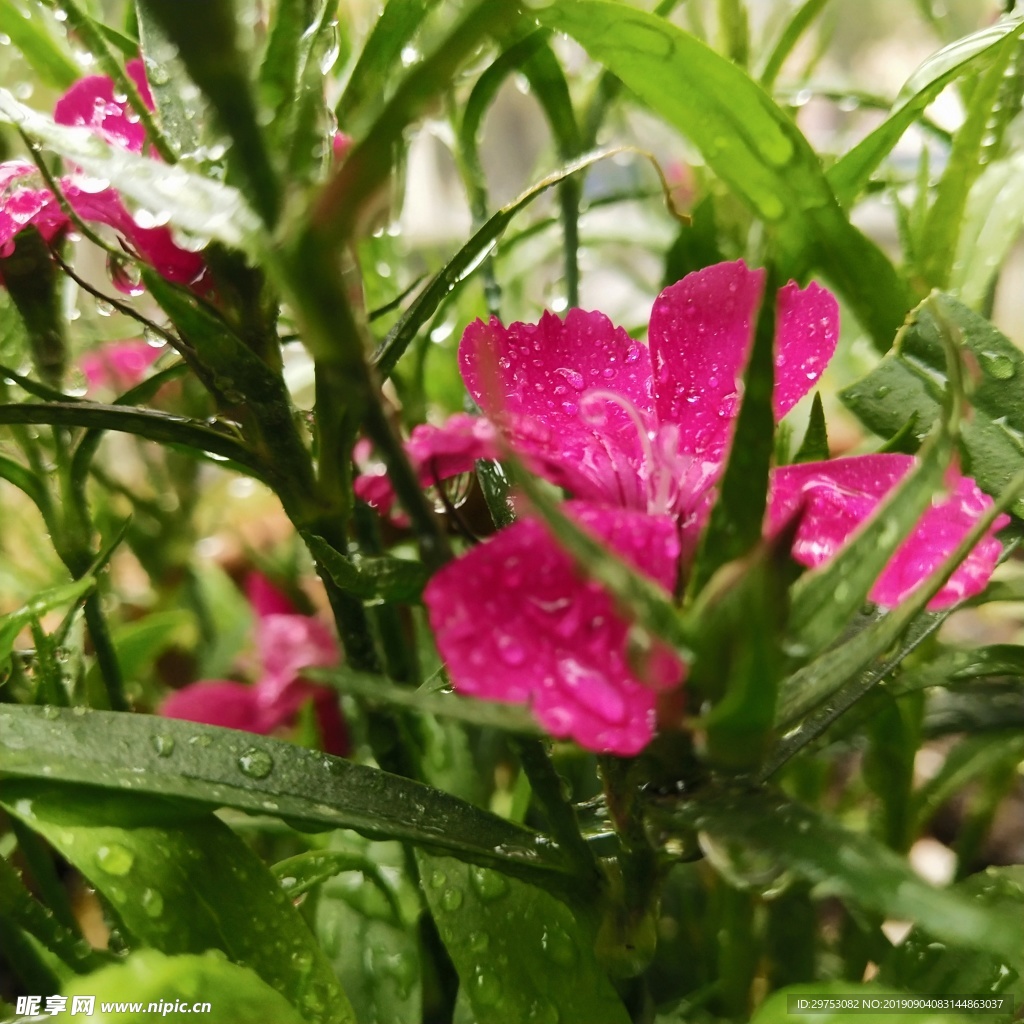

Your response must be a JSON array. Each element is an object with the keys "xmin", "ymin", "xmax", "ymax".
[
  {"xmin": 429, "ymin": 869, "xmax": 448, "ymax": 889},
  {"xmin": 94, "ymin": 298, "xmax": 116, "ymax": 317},
  {"xmin": 237, "ymin": 747, "xmax": 274, "ymax": 779},
  {"xmin": 41, "ymin": 705, "xmax": 60, "ymax": 720},
  {"xmin": 106, "ymin": 254, "xmax": 145, "ymax": 297},
  {"xmin": 468, "ymin": 930, "xmax": 490, "ymax": 953},
  {"xmin": 140, "ymin": 887, "xmax": 164, "ymax": 917},
  {"xmin": 979, "ymin": 351, "xmax": 1015, "ymax": 380},
  {"xmin": 441, "ymin": 888, "xmax": 463, "ymax": 911},
  {"xmin": 469, "ymin": 865, "xmax": 509, "ymax": 902},
  {"xmin": 473, "ymin": 969, "xmax": 502, "ymax": 1007},
  {"xmin": 151, "ymin": 734, "xmax": 175, "ymax": 757},
  {"xmin": 95, "ymin": 844, "xmax": 135, "ymax": 876},
  {"xmin": 541, "ymin": 924, "xmax": 577, "ymax": 967}
]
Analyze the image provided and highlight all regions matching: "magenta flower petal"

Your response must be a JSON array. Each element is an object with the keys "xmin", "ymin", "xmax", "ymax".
[
  {"xmin": 768, "ymin": 455, "xmax": 1007, "ymax": 608},
  {"xmin": 424, "ymin": 501, "xmax": 683, "ymax": 754},
  {"xmin": 81, "ymin": 339, "xmax": 162, "ymax": 391},
  {"xmin": 773, "ymin": 280, "xmax": 840, "ymax": 420},
  {"xmin": 257, "ymin": 613, "xmax": 340, "ymax": 704},
  {"xmin": 246, "ymin": 572, "xmax": 298, "ymax": 619},
  {"xmin": 649, "ymin": 259, "xmax": 764, "ymax": 467},
  {"xmin": 54, "ymin": 59, "xmax": 152, "ymax": 153},
  {"xmin": 161, "ymin": 680, "xmax": 270, "ymax": 732},
  {"xmin": 0, "ymin": 162, "xmax": 69, "ymax": 256},
  {"xmin": 460, "ymin": 310, "xmax": 656, "ymax": 507}
]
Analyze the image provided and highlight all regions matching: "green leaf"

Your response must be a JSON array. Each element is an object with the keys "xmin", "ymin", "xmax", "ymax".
[
  {"xmin": 0, "ymin": 706, "xmax": 577, "ymax": 892},
  {"xmin": 0, "ymin": 855, "xmax": 109, "ymax": 975},
  {"xmin": 417, "ymin": 852, "xmax": 630, "ymax": 1024},
  {"xmin": 135, "ymin": 2, "xmax": 201, "ymax": 156},
  {"xmin": 0, "ymin": 452, "xmax": 52, "ymax": 522},
  {"xmin": 0, "ymin": 0, "xmax": 78, "ymax": 90},
  {"xmin": 687, "ymin": 532, "xmax": 794, "ymax": 771},
  {"xmin": 911, "ymin": 732, "xmax": 1024, "ymax": 829},
  {"xmin": 759, "ymin": 0, "xmax": 833, "ymax": 87},
  {"xmin": 62, "ymin": 950, "xmax": 307, "ymax": 1023},
  {"xmin": 3, "ymin": 783, "xmax": 352, "ymax": 1023},
  {"xmin": 535, "ymin": 1, "xmax": 909, "ymax": 348},
  {"xmin": 688, "ymin": 279, "xmax": 775, "ymax": 595},
  {"xmin": 650, "ymin": 785, "xmax": 1024, "ymax": 965},
  {"xmin": 272, "ymin": 850, "xmax": 401, "ymax": 918},
  {"xmin": 374, "ymin": 148, "xmax": 625, "ymax": 380},
  {"xmin": 878, "ymin": 867, "xmax": 1024, "ymax": 1004},
  {"xmin": 0, "ymin": 576, "xmax": 95, "ymax": 674},
  {"xmin": 841, "ymin": 293, "xmax": 1024, "ymax": 516},
  {"xmin": 792, "ymin": 392, "xmax": 829, "ymax": 463},
  {"xmin": 136, "ymin": 0, "xmax": 280, "ymax": 225},
  {"xmin": 303, "ymin": 532, "xmax": 429, "ymax": 603},
  {"xmin": 951, "ymin": 154, "xmax": 1024, "ymax": 309},
  {"xmin": 918, "ymin": 34, "xmax": 1018, "ymax": 290},
  {"xmin": 0, "ymin": 89, "xmax": 264, "ymax": 254},
  {"xmin": 751, "ymin": 982, "xmax": 979, "ymax": 1024},
  {"xmin": 924, "ymin": 682, "xmax": 1024, "ymax": 736},
  {"xmin": 0, "ymin": 401, "xmax": 267, "ymax": 478},
  {"xmin": 828, "ymin": 15, "xmax": 1024, "ymax": 207},
  {"xmin": 337, "ymin": 0, "xmax": 443, "ymax": 137}
]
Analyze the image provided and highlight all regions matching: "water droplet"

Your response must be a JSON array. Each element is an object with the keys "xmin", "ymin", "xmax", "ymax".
[
  {"xmin": 542, "ymin": 924, "xmax": 577, "ymax": 967},
  {"xmin": 496, "ymin": 632, "xmax": 527, "ymax": 666},
  {"xmin": 106, "ymin": 253, "xmax": 145, "ymax": 297},
  {"xmin": 979, "ymin": 351, "xmax": 1016, "ymax": 380},
  {"xmin": 140, "ymin": 887, "xmax": 164, "ymax": 917},
  {"xmin": 94, "ymin": 297, "xmax": 116, "ymax": 317},
  {"xmin": 151, "ymin": 734, "xmax": 175, "ymax": 757},
  {"xmin": 429, "ymin": 869, "xmax": 448, "ymax": 889},
  {"xmin": 472, "ymin": 969, "xmax": 502, "ymax": 1007},
  {"xmin": 468, "ymin": 930, "xmax": 490, "ymax": 952},
  {"xmin": 237, "ymin": 747, "xmax": 273, "ymax": 779},
  {"xmin": 555, "ymin": 367, "xmax": 584, "ymax": 391},
  {"xmin": 441, "ymin": 888, "xmax": 463, "ymax": 911},
  {"xmin": 41, "ymin": 705, "xmax": 60, "ymax": 720},
  {"xmin": 469, "ymin": 865, "xmax": 509, "ymax": 902},
  {"xmin": 96, "ymin": 844, "xmax": 135, "ymax": 876}
]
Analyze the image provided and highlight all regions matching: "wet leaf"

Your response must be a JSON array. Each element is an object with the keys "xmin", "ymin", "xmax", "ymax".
[
  {"xmin": 841, "ymin": 293, "xmax": 1024, "ymax": 516},
  {"xmin": 0, "ymin": 0, "xmax": 78, "ymax": 90},
  {"xmin": 0, "ymin": 706, "xmax": 576, "ymax": 893},
  {"xmin": 417, "ymin": 852, "xmax": 630, "ymax": 1024},
  {"xmin": 2, "ymin": 783, "xmax": 352, "ymax": 1023}
]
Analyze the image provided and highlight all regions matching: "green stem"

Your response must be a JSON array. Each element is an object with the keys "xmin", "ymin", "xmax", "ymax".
[{"xmin": 511, "ymin": 738, "xmax": 600, "ymax": 885}]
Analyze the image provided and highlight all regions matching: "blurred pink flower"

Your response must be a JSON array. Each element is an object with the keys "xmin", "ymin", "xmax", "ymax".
[
  {"xmin": 81, "ymin": 339, "xmax": 163, "ymax": 392},
  {"xmin": 364, "ymin": 260, "xmax": 1006, "ymax": 755},
  {"xmin": 161, "ymin": 573, "xmax": 347, "ymax": 755},
  {"xmin": 0, "ymin": 59, "xmax": 205, "ymax": 288}
]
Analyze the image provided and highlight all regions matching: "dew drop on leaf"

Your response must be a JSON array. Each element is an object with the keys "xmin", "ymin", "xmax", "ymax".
[
  {"xmin": 95, "ymin": 843, "xmax": 135, "ymax": 876},
  {"xmin": 237, "ymin": 747, "xmax": 274, "ymax": 779}
]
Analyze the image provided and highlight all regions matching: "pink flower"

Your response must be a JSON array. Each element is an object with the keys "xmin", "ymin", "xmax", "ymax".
[
  {"xmin": 0, "ymin": 59, "xmax": 205, "ymax": 288},
  {"xmin": 81, "ymin": 339, "xmax": 163, "ymax": 392},
  {"xmin": 161, "ymin": 573, "xmax": 347, "ymax": 755},
  {"xmin": 363, "ymin": 260, "xmax": 1006, "ymax": 755}
]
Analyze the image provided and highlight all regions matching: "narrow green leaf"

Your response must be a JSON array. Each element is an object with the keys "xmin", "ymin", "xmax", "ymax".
[
  {"xmin": 535, "ymin": 1, "xmax": 909, "ymax": 348},
  {"xmin": 0, "ymin": 452, "xmax": 51, "ymax": 521},
  {"xmin": 924, "ymin": 682, "xmax": 1024, "ymax": 736},
  {"xmin": 0, "ymin": 576, "xmax": 95, "ymax": 672},
  {"xmin": 751, "ymin": 982, "xmax": 978, "ymax": 1024},
  {"xmin": 0, "ymin": 707, "xmax": 577, "ymax": 891},
  {"xmin": 951, "ymin": 154, "xmax": 1024, "ymax": 308},
  {"xmin": 0, "ymin": 0, "xmax": 78, "ymax": 89},
  {"xmin": 878, "ymin": 867, "xmax": 1024, "ymax": 1003},
  {"xmin": 338, "ymin": 0, "xmax": 442, "ymax": 137},
  {"xmin": 0, "ymin": 401, "xmax": 267, "ymax": 479},
  {"xmin": 135, "ymin": 2, "xmax": 200, "ymax": 156},
  {"xmin": 417, "ymin": 852, "xmax": 630, "ymax": 1024},
  {"xmin": 759, "ymin": 0, "xmax": 833, "ymax": 87},
  {"xmin": 688, "ymin": 280, "xmax": 775, "ymax": 595},
  {"xmin": 650, "ymin": 785, "xmax": 1024, "ymax": 965},
  {"xmin": 136, "ymin": 0, "xmax": 280, "ymax": 225},
  {"xmin": 272, "ymin": 851, "xmax": 401, "ymax": 918},
  {"xmin": 911, "ymin": 732, "xmax": 1024, "ymax": 829},
  {"xmin": 303, "ymin": 532, "xmax": 429, "ymax": 602},
  {"xmin": 829, "ymin": 15, "xmax": 1024, "ymax": 207},
  {"xmin": 374, "ymin": 148, "xmax": 627, "ymax": 379},
  {"xmin": 841, "ymin": 293, "xmax": 1024, "ymax": 516},
  {"xmin": 3, "ymin": 783, "xmax": 353, "ymax": 1022},
  {"xmin": 0, "ymin": 88, "xmax": 264, "ymax": 254},
  {"xmin": 792, "ymin": 392, "xmax": 829, "ymax": 463},
  {"xmin": 0, "ymin": 855, "xmax": 109, "ymax": 975},
  {"xmin": 63, "ymin": 950, "xmax": 307, "ymax": 1024},
  {"xmin": 918, "ymin": 35, "xmax": 1018, "ymax": 290}
]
